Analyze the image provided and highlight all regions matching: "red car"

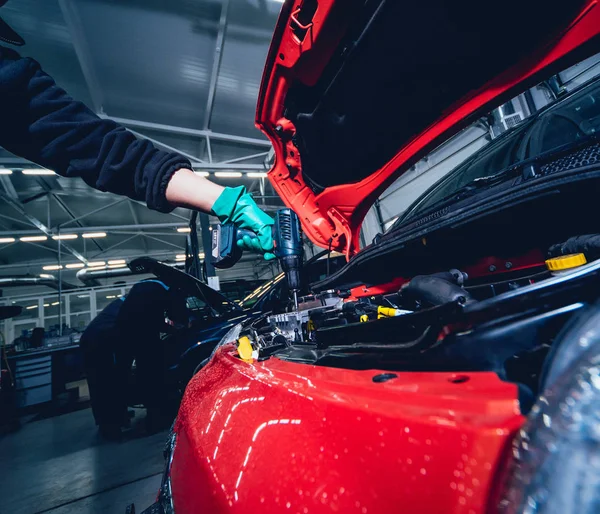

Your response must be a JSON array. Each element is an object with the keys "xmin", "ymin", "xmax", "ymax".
[{"xmin": 141, "ymin": 1, "xmax": 600, "ymax": 512}]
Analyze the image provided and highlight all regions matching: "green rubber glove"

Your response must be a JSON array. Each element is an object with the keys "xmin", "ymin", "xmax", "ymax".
[{"xmin": 211, "ymin": 186, "xmax": 276, "ymax": 261}]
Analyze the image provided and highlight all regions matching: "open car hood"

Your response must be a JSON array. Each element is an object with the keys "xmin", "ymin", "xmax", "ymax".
[
  {"xmin": 256, "ymin": 0, "xmax": 600, "ymax": 259},
  {"xmin": 128, "ymin": 258, "xmax": 240, "ymax": 316}
]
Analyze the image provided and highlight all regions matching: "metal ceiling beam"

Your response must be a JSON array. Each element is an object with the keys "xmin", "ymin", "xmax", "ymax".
[
  {"xmin": 58, "ymin": 198, "xmax": 129, "ymax": 228},
  {"xmin": 221, "ymin": 151, "xmax": 270, "ymax": 164},
  {"xmin": 204, "ymin": 0, "xmax": 230, "ymax": 130},
  {"xmin": 91, "ymin": 233, "xmax": 141, "ymax": 258},
  {"xmin": 0, "ymin": 250, "xmax": 182, "ymax": 272},
  {"xmin": 142, "ymin": 234, "xmax": 184, "ymax": 250},
  {"xmin": 30, "ymin": 176, "xmax": 104, "ymax": 252},
  {"xmin": 206, "ymin": 136, "xmax": 213, "ymax": 163},
  {"xmin": 100, "ymin": 115, "xmax": 272, "ymax": 148},
  {"xmin": 127, "ymin": 201, "xmax": 148, "ymax": 253},
  {"xmin": 58, "ymin": 0, "xmax": 104, "ymax": 113},
  {"xmin": 0, "ymin": 213, "xmax": 31, "ymax": 227},
  {"xmin": 0, "ymin": 191, "xmax": 87, "ymax": 263},
  {"xmin": 0, "ymin": 175, "xmax": 19, "ymax": 200},
  {"xmin": 0, "ymin": 222, "xmax": 188, "ymax": 237},
  {"xmin": 22, "ymin": 192, "xmax": 49, "ymax": 204},
  {"xmin": 50, "ymin": 192, "xmax": 104, "ymax": 252},
  {"xmin": 127, "ymin": 129, "xmax": 205, "ymax": 165}
]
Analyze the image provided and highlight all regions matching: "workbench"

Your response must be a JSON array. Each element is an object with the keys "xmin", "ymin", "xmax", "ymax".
[{"xmin": 7, "ymin": 344, "xmax": 84, "ymax": 409}]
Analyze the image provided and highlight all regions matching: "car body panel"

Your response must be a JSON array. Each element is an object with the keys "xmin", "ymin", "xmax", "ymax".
[
  {"xmin": 256, "ymin": 0, "xmax": 600, "ymax": 258},
  {"xmin": 171, "ymin": 347, "xmax": 523, "ymax": 513}
]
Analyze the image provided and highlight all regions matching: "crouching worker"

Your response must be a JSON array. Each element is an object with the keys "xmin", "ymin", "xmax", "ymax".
[{"xmin": 80, "ymin": 280, "xmax": 188, "ymax": 440}]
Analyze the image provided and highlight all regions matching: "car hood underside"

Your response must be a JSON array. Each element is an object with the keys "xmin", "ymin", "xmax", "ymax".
[{"xmin": 256, "ymin": 0, "xmax": 600, "ymax": 258}]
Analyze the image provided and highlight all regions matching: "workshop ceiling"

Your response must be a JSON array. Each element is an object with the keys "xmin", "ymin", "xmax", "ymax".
[{"xmin": 0, "ymin": 0, "xmax": 284, "ymax": 285}]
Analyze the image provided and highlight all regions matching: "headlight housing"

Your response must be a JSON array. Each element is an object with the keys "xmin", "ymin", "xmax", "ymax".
[
  {"xmin": 211, "ymin": 322, "xmax": 243, "ymax": 359},
  {"xmin": 498, "ymin": 343, "xmax": 600, "ymax": 514}
]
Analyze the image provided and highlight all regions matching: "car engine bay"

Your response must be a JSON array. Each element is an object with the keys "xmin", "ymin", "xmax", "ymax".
[{"xmin": 231, "ymin": 235, "xmax": 600, "ymax": 415}]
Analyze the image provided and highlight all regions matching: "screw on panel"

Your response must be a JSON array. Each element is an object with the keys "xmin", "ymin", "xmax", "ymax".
[
  {"xmin": 373, "ymin": 373, "xmax": 398, "ymax": 383},
  {"xmin": 505, "ymin": 261, "xmax": 513, "ymax": 269},
  {"xmin": 489, "ymin": 265, "xmax": 497, "ymax": 272}
]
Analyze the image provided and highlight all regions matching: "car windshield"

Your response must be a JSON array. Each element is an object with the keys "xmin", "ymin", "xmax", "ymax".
[{"xmin": 390, "ymin": 72, "xmax": 600, "ymax": 230}]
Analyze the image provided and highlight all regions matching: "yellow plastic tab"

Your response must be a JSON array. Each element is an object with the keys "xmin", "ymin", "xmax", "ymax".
[
  {"xmin": 546, "ymin": 253, "xmax": 587, "ymax": 271},
  {"xmin": 237, "ymin": 336, "xmax": 254, "ymax": 363},
  {"xmin": 360, "ymin": 314, "xmax": 369, "ymax": 323},
  {"xmin": 377, "ymin": 306, "xmax": 399, "ymax": 318}
]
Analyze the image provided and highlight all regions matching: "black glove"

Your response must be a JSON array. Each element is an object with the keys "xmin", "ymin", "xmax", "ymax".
[{"xmin": 548, "ymin": 234, "xmax": 600, "ymax": 261}]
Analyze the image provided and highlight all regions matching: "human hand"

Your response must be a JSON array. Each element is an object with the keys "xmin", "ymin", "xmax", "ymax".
[{"xmin": 211, "ymin": 186, "xmax": 276, "ymax": 261}]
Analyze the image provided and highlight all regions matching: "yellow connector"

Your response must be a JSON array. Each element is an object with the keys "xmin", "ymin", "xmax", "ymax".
[
  {"xmin": 377, "ymin": 306, "xmax": 399, "ymax": 318},
  {"xmin": 237, "ymin": 336, "xmax": 255, "ymax": 363},
  {"xmin": 360, "ymin": 314, "xmax": 369, "ymax": 323}
]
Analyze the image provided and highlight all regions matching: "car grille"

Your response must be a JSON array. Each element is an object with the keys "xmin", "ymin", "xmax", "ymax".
[{"xmin": 540, "ymin": 141, "xmax": 600, "ymax": 176}]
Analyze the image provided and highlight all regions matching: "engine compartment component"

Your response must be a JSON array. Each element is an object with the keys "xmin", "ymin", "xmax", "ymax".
[
  {"xmin": 400, "ymin": 269, "xmax": 473, "ymax": 307},
  {"xmin": 230, "ymin": 235, "xmax": 600, "ymax": 415}
]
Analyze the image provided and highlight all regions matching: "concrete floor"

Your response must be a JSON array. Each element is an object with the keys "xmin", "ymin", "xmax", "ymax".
[{"xmin": 0, "ymin": 408, "xmax": 168, "ymax": 513}]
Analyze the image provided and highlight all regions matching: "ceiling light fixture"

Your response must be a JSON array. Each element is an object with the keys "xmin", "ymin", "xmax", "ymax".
[
  {"xmin": 247, "ymin": 172, "xmax": 268, "ymax": 178},
  {"xmin": 82, "ymin": 232, "xmax": 107, "ymax": 238},
  {"xmin": 22, "ymin": 169, "xmax": 56, "ymax": 175},
  {"xmin": 86, "ymin": 261, "xmax": 106, "ymax": 267},
  {"xmin": 214, "ymin": 172, "xmax": 243, "ymax": 178},
  {"xmin": 194, "ymin": 171, "xmax": 210, "ymax": 177},
  {"xmin": 65, "ymin": 263, "xmax": 85, "ymax": 269},
  {"xmin": 0, "ymin": 169, "xmax": 13, "ymax": 175},
  {"xmin": 26, "ymin": 305, "xmax": 38, "ymax": 310},
  {"xmin": 177, "ymin": 227, "xmax": 191, "ymax": 233},
  {"xmin": 106, "ymin": 295, "xmax": 116, "ymax": 299},
  {"xmin": 52, "ymin": 234, "xmax": 78, "ymax": 240},
  {"xmin": 39, "ymin": 274, "xmax": 53, "ymax": 279},
  {"xmin": 20, "ymin": 235, "xmax": 48, "ymax": 242},
  {"xmin": 199, "ymin": 252, "xmax": 205, "ymax": 259},
  {"xmin": 176, "ymin": 254, "xmax": 186, "ymax": 261},
  {"xmin": 0, "ymin": 237, "xmax": 15, "ymax": 243},
  {"xmin": 77, "ymin": 294, "xmax": 90, "ymax": 298},
  {"xmin": 51, "ymin": 301, "xmax": 59, "ymax": 306},
  {"xmin": 108, "ymin": 259, "xmax": 126, "ymax": 265},
  {"xmin": 42, "ymin": 264, "xmax": 63, "ymax": 271}
]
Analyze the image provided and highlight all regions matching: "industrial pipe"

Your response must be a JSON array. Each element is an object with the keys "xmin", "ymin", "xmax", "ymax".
[
  {"xmin": 0, "ymin": 275, "xmax": 77, "ymax": 291},
  {"xmin": 76, "ymin": 262, "xmax": 185, "ymax": 286}
]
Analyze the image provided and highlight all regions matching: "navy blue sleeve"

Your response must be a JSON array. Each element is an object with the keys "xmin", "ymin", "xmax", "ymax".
[
  {"xmin": 116, "ymin": 281, "xmax": 170, "ymax": 335},
  {"xmin": 0, "ymin": 46, "xmax": 191, "ymax": 212}
]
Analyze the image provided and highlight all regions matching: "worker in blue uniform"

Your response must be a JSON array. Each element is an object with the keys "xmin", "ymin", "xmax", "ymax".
[
  {"xmin": 80, "ymin": 279, "xmax": 189, "ymax": 439},
  {"xmin": 0, "ymin": 2, "xmax": 276, "ymax": 259}
]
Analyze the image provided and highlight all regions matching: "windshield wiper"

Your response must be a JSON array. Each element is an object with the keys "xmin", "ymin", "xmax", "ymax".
[
  {"xmin": 422, "ymin": 167, "xmax": 521, "ymax": 213},
  {"xmin": 414, "ymin": 133, "xmax": 600, "ymax": 220}
]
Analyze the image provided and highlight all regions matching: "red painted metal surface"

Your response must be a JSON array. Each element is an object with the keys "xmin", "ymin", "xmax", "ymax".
[
  {"xmin": 256, "ymin": 0, "xmax": 600, "ymax": 258},
  {"xmin": 349, "ymin": 249, "xmax": 546, "ymax": 298},
  {"xmin": 171, "ymin": 347, "xmax": 524, "ymax": 513}
]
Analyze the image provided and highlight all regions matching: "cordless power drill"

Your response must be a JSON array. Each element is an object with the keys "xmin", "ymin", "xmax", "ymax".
[{"xmin": 211, "ymin": 208, "xmax": 303, "ymax": 310}]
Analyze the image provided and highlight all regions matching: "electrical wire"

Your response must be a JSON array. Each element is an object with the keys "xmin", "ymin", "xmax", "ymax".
[{"xmin": 327, "ymin": 237, "xmax": 333, "ymax": 277}]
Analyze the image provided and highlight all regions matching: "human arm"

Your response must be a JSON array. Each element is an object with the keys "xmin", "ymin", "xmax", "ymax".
[{"xmin": 0, "ymin": 47, "xmax": 274, "ymax": 254}]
